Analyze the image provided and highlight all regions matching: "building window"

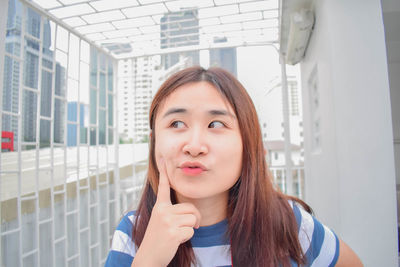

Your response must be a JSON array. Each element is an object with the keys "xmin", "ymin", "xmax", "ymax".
[
  {"xmin": 308, "ymin": 65, "xmax": 321, "ymax": 152},
  {"xmin": 289, "ymin": 82, "xmax": 299, "ymax": 116}
]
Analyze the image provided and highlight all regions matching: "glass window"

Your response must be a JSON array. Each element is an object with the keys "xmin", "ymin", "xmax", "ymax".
[
  {"xmin": 55, "ymin": 50, "xmax": 67, "ymax": 97},
  {"xmin": 90, "ymin": 89, "xmax": 97, "ymax": 124},
  {"xmin": 99, "ymin": 53, "xmax": 106, "ymax": 71},
  {"xmin": 26, "ymin": 7, "xmax": 41, "ymax": 38},
  {"xmin": 40, "ymin": 119, "xmax": 51, "ymax": 148},
  {"xmin": 54, "ymin": 98, "xmax": 65, "ymax": 144},
  {"xmin": 99, "ymin": 73, "xmax": 106, "ymax": 107},
  {"xmin": 99, "ymin": 110, "xmax": 106, "ymax": 145},
  {"xmin": 40, "ymin": 69, "xmax": 52, "ymax": 117},
  {"xmin": 90, "ymin": 47, "xmax": 97, "ymax": 87},
  {"xmin": 107, "ymin": 60, "xmax": 113, "ymax": 92},
  {"xmin": 5, "ymin": 38, "xmax": 21, "ymax": 57},
  {"xmin": 80, "ymin": 105, "xmax": 89, "ymax": 144},
  {"xmin": 24, "ymin": 41, "xmax": 39, "ymax": 89},
  {"xmin": 43, "ymin": 20, "xmax": 56, "ymax": 59},
  {"xmin": 90, "ymin": 127, "xmax": 96, "ymax": 145},
  {"xmin": 108, "ymin": 129, "xmax": 113, "ymax": 145},
  {"xmin": 22, "ymin": 90, "xmax": 37, "ymax": 142},
  {"xmin": 5, "ymin": 0, "xmax": 23, "ymax": 56},
  {"xmin": 42, "ymin": 58, "xmax": 53, "ymax": 69},
  {"xmin": 108, "ymin": 94, "xmax": 113, "ymax": 126},
  {"xmin": 67, "ymin": 123, "xmax": 77, "ymax": 146},
  {"xmin": 67, "ymin": 102, "xmax": 78, "ymax": 122},
  {"xmin": 2, "ymin": 56, "xmax": 20, "ymax": 113}
]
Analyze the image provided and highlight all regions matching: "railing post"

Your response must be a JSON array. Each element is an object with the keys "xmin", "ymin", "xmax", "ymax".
[
  {"xmin": 280, "ymin": 57, "xmax": 293, "ymax": 195},
  {"xmin": 0, "ymin": 0, "xmax": 9, "ymax": 261}
]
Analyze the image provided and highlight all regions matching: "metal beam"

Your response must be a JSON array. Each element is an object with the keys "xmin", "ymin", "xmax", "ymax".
[
  {"xmin": 19, "ymin": 0, "xmax": 114, "ymax": 58},
  {"xmin": 280, "ymin": 56, "xmax": 293, "ymax": 195},
  {"xmin": 116, "ymin": 40, "xmax": 278, "ymax": 60}
]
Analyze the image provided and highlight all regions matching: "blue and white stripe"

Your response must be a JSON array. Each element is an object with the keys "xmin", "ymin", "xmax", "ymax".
[{"xmin": 105, "ymin": 204, "xmax": 339, "ymax": 267}]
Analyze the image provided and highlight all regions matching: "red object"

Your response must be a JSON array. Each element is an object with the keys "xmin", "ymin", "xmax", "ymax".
[{"xmin": 2, "ymin": 131, "xmax": 14, "ymax": 151}]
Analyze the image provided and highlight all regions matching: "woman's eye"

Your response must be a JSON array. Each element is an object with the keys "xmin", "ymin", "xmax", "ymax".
[
  {"xmin": 171, "ymin": 121, "xmax": 185, "ymax": 128},
  {"xmin": 209, "ymin": 121, "xmax": 225, "ymax": 128}
]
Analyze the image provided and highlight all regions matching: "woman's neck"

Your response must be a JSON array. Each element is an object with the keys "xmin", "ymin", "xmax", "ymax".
[{"xmin": 176, "ymin": 192, "xmax": 228, "ymax": 227}]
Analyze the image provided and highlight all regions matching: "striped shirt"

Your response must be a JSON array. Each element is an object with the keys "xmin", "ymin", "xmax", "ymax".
[{"xmin": 105, "ymin": 202, "xmax": 339, "ymax": 266}]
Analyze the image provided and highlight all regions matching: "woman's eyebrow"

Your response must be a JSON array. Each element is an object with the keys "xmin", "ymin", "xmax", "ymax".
[
  {"xmin": 162, "ymin": 107, "xmax": 236, "ymax": 119},
  {"xmin": 209, "ymin": 109, "xmax": 236, "ymax": 118},
  {"xmin": 162, "ymin": 107, "xmax": 187, "ymax": 118}
]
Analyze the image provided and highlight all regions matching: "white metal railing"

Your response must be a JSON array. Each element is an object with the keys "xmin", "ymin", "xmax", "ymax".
[
  {"xmin": 0, "ymin": 2, "xmax": 301, "ymax": 267},
  {"xmin": 0, "ymin": 1, "xmax": 119, "ymax": 266},
  {"xmin": 269, "ymin": 166, "xmax": 305, "ymax": 199}
]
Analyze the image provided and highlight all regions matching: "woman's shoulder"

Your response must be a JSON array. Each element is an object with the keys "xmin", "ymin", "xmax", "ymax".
[
  {"xmin": 117, "ymin": 211, "xmax": 136, "ymax": 233},
  {"xmin": 105, "ymin": 211, "xmax": 137, "ymax": 267},
  {"xmin": 288, "ymin": 200, "xmax": 340, "ymax": 267}
]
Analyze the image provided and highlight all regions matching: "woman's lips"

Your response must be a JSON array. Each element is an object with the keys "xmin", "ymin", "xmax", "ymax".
[
  {"xmin": 181, "ymin": 167, "xmax": 204, "ymax": 175},
  {"xmin": 179, "ymin": 161, "xmax": 207, "ymax": 176}
]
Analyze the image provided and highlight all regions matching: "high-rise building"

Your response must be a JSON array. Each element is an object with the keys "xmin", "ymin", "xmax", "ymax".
[
  {"xmin": 67, "ymin": 102, "xmax": 86, "ymax": 147},
  {"xmin": 118, "ymin": 56, "xmax": 159, "ymax": 143},
  {"xmin": 261, "ymin": 74, "xmax": 304, "ymax": 165},
  {"xmin": 2, "ymin": 0, "xmax": 23, "ymax": 148},
  {"xmin": 209, "ymin": 37, "xmax": 237, "ymax": 76},
  {"xmin": 160, "ymin": 9, "xmax": 199, "ymax": 69},
  {"xmin": 115, "ymin": 9, "xmax": 201, "ymax": 143},
  {"xmin": 2, "ymin": 0, "xmax": 63, "ymax": 149}
]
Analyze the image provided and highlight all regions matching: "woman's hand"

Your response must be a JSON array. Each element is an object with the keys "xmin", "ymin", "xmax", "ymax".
[{"xmin": 132, "ymin": 160, "xmax": 201, "ymax": 267}]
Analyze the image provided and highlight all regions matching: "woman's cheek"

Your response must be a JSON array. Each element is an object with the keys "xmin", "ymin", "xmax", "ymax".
[{"xmin": 156, "ymin": 135, "xmax": 176, "ymax": 162}]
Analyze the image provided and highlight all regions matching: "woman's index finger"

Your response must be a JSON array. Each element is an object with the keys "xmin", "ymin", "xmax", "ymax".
[{"xmin": 156, "ymin": 160, "xmax": 171, "ymax": 204}]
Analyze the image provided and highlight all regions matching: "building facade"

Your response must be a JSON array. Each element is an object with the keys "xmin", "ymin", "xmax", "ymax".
[
  {"xmin": 160, "ymin": 9, "xmax": 199, "ymax": 70},
  {"xmin": 260, "ymin": 72, "xmax": 304, "ymax": 165},
  {"xmin": 118, "ymin": 56, "xmax": 159, "ymax": 143},
  {"xmin": 209, "ymin": 37, "xmax": 237, "ymax": 76}
]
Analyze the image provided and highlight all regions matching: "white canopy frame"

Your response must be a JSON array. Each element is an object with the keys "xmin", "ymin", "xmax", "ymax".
[{"xmin": 21, "ymin": 0, "xmax": 280, "ymax": 60}]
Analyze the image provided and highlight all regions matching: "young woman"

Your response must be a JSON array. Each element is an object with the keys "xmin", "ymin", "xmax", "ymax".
[{"xmin": 105, "ymin": 66, "xmax": 362, "ymax": 267}]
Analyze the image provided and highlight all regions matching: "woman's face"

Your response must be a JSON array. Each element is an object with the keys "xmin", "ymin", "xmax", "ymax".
[{"xmin": 154, "ymin": 81, "xmax": 243, "ymax": 202}]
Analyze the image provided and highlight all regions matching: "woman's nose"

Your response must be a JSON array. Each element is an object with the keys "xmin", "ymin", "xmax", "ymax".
[{"xmin": 182, "ymin": 130, "xmax": 208, "ymax": 156}]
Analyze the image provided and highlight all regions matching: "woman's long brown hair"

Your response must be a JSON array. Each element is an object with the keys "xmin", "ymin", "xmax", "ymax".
[{"xmin": 132, "ymin": 66, "xmax": 312, "ymax": 267}]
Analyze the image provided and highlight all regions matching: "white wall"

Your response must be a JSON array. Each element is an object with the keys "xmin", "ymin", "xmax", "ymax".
[
  {"xmin": 389, "ymin": 62, "xmax": 400, "ymax": 186},
  {"xmin": 300, "ymin": 0, "xmax": 397, "ymax": 266},
  {"xmin": 382, "ymin": 0, "xmax": 400, "ymax": 226}
]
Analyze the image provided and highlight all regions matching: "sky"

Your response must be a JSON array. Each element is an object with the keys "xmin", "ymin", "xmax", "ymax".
[
  {"xmin": 237, "ymin": 45, "xmax": 281, "ymax": 106},
  {"xmin": 237, "ymin": 45, "xmax": 282, "ymax": 124},
  {"xmin": 235, "ymin": 45, "xmax": 302, "ymax": 143}
]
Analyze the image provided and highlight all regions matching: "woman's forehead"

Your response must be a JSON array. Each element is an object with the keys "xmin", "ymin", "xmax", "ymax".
[{"xmin": 157, "ymin": 81, "xmax": 235, "ymax": 117}]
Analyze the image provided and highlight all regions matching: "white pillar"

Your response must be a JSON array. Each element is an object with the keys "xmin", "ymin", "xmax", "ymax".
[
  {"xmin": 300, "ymin": 1, "xmax": 398, "ymax": 265},
  {"xmin": 280, "ymin": 57, "xmax": 293, "ymax": 195}
]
